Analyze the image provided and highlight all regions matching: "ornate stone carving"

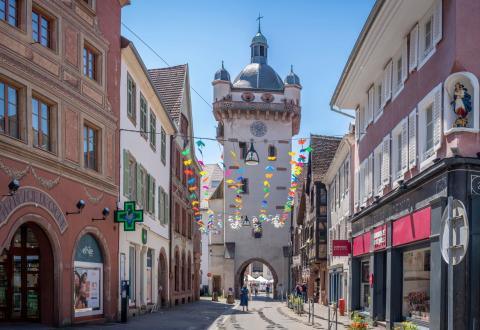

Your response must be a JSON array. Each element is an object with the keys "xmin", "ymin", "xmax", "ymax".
[
  {"xmin": 31, "ymin": 167, "xmax": 61, "ymax": 189},
  {"xmin": 84, "ymin": 186, "xmax": 104, "ymax": 204},
  {"xmin": 0, "ymin": 159, "xmax": 30, "ymax": 180}
]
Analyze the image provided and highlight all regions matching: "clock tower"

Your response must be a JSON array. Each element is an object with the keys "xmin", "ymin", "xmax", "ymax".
[{"xmin": 210, "ymin": 19, "xmax": 302, "ymax": 297}]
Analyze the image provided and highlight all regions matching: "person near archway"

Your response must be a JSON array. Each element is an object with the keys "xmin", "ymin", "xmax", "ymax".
[{"xmin": 240, "ymin": 285, "xmax": 249, "ymax": 311}]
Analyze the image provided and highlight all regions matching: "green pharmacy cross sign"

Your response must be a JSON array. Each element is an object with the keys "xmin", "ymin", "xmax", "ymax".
[{"xmin": 114, "ymin": 201, "xmax": 144, "ymax": 231}]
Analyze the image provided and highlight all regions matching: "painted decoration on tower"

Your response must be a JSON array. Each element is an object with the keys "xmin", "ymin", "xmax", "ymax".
[
  {"xmin": 114, "ymin": 201, "xmax": 144, "ymax": 231},
  {"xmin": 452, "ymin": 82, "xmax": 472, "ymax": 127},
  {"xmin": 261, "ymin": 93, "xmax": 274, "ymax": 103},
  {"xmin": 241, "ymin": 91, "xmax": 255, "ymax": 102}
]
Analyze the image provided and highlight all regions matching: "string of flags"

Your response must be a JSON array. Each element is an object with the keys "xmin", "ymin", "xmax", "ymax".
[{"xmin": 181, "ymin": 138, "xmax": 313, "ymax": 234}]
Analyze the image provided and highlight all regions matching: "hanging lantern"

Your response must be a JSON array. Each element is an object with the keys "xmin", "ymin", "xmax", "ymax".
[
  {"xmin": 245, "ymin": 142, "xmax": 259, "ymax": 166},
  {"xmin": 242, "ymin": 215, "xmax": 251, "ymax": 226}
]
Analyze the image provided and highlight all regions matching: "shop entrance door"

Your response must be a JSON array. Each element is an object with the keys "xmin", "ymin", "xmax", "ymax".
[
  {"xmin": 0, "ymin": 224, "xmax": 43, "ymax": 321},
  {"xmin": 360, "ymin": 260, "xmax": 370, "ymax": 310}
]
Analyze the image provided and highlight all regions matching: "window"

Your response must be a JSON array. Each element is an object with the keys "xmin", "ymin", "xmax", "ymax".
[
  {"xmin": 160, "ymin": 127, "xmax": 166, "ymax": 165},
  {"xmin": 0, "ymin": 81, "xmax": 19, "ymax": 139},
  {"xmin": 158, "ymin": 186, "xmax": 169, "ymax": 224},
  {"xmin": 402, "ymin": 248, "xmax": 430, "ymax": 322},
  {"xmin": 425, "ymin": 105, "xmax": 434, "ymax": 152},
  {"xmin": 122, "ymin": 150, "xmax": 137, "ymax": 199},
  {"xmin": 360, "ymin": 260, "xmax": 370, "ymax": 310},
  {"xmin": 0, "ymin": 0, "xmax": 18, "ymax": 27},
  {"xmin": 373, "ymin": 143, "xmax": 383, "ymax": 195},
  {"xmin": 391, "ymin": 119, "xmax": 407, "ymax": 183},
  {"xmin": 146, "ymin": 249, "xmax": 153, "ymax": 304},
  {"xmin": 149, "ymin": 111, "xmax": 156, "ymax": 149},
  {"xmin": 424, "ymin": 18, "xmax": 433, "ymax": 55},
  {"xmin": 139, "ymin": 94, "xmax": 147, "ymax": 139},
  {"xmin": 83, "ymin": 45, "xmax": 97, "ymax": 81},
  {"xmin": 211, "ymin": 180, "xmax": 220, "ymax": 188},
  {"xmin": 241, "ymin": 178, "xmax": 248, "ymax": 194},
  {"xmin": 396, "ymin": 57, "xmax": 402, "ymax": 89},
  {"xmin": 127, "ymin": 73, "xmax": 136, "ymax": 123},
  {"xmin": 147, "ymin": 174, "xmax": 155, "ymax": 215},
  {"xmin": 268, "ymin": 145, "xmax": 276, "ymax": 160},
  {"xmin": 83, "ymin": 124, "xmax": 98, "ymax": 171},
  {"xmin": 32, "ymin": 97, "xmax": 52, "ymax": 151},
  {"xmin": 32, "ymin": 9, "xmax": 51, "ymax": 48}
]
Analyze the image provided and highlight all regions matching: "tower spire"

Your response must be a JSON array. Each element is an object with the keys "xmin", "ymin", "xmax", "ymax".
[{"xmin": 257, "ymin": 13, "xmax": 263, "ymax": 33}]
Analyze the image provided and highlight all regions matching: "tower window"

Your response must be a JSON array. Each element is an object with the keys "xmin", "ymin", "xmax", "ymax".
[
  {"xmin": 260, "ymin": 46, "xmax": 265, "ymax": 57},
  {"xmin": 268, "ymin": 145, "xmax": 276, "ymax": 160},
  {"xmin": 254, "ymin": 46, "xmax": 260, "ymax": 57},
  {"xmin": 239, "ymin": 142, "xmax": 247, "ymax": 160}
]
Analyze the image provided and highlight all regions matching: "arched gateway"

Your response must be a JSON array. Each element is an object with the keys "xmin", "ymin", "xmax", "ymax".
[{"xmin": 235, "ymin": 258, "xmax": 279, "ymax": 297}]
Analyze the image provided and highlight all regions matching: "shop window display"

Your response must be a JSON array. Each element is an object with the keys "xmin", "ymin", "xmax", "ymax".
[
  {"xmin": 402, "ymin": 248, "xmax": 430, "ymax": 322},
  {"xmin": 360, "ymin": 260, "xmax": 370, "ymax": 310},
  {"xmin": 74, "ymin": 234, "xmax": 103, "ymax": 318}
]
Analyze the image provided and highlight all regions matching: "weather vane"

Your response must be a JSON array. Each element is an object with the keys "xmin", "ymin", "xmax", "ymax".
[{"xmin": 257, "ymin": 13, "xmax": 264, "ymax": 33}]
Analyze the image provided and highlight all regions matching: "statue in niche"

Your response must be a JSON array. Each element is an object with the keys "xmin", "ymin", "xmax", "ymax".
[{"xmin": 451, "ymin": 82, "xmax": 472, "ymax": 127}]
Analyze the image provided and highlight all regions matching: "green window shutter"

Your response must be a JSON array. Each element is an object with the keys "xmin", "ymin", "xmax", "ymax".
[
  {"xmin": 158, "ymin": 186, "xmax": 163, "ymax": 223},
  {"xmin": 136, "ymin": 164, "xmax": 142, "ymax": 207},
  {"xmin": 165, "ymin": 191, "xmax": 170, "ymax": 225},
  {"xmin": 123, "ymin": 150, "xmax": 129, "ymax": 198},
  {"xmin": 152, "ymin": 178, "xmax": 156, "ymax": 216},
  {"xmin": 146, "ymin": 174, "xmax": 152, "ymax": 213}
]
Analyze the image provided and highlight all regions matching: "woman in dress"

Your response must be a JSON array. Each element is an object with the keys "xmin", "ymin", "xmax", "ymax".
[{"xmin": 240, "ymin": 285, "xmax": 249, "ymax": 311}]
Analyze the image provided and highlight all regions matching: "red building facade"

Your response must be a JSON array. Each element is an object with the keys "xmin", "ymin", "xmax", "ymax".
[{"xmin": 0, "ymin": 0, "xmax": 126, "ymax": 326}]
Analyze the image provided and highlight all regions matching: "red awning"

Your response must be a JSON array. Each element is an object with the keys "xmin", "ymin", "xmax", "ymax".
[
  {"xmin": 353, "ymin": 232, "xmax": 371, "ymax": 257},
  {"xmin": 392, "ymin": 207, "xmax": 431, "ymax": 247}
]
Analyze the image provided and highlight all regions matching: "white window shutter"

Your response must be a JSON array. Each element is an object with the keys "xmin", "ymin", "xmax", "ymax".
[
  {"xmin": 368, "ymin": 153, "xmax": 374, "ymax": 197},
  {"xmin": 433, "ymin": 85, "xmax": 443, "ymax": 150},
  {"xmin": 402, "ymin": 38, "xmax": 408, "ymax": 83},
  {"xmin": 401, "ymin": 118, "xmax": 408, "ymax": 174},
  {"xmin": 368, "ymin": 87, "xmax": 374, "ymax": 124},
  {"xmin": 354, "ymin": 170, "xmax": 359, "ymax": 208},
  {"xmin": 433, "ymin": 0, "xmax": 442, "ymax": 44},
  {"xmin": 409, "ymin": 24, "xmax": 419, "ymax": 72},
  {"xmin": 408, "ymin": 108, "xmax": 417, "ymax": 169},
  {"xmin": 359, "ymin": 106, "xmax": 365, "ymax": 138},
  {"xmin": 355, "ymin": 108, "xmax": 360, "ymax": 141},
  {"xmin": 382, "ymin": 135, "xmax": 391, "ymax": 186},
  {"xmin": 361, "ymin": 161, "xmax": 367, "ymax": 204},
  {"xmin": 383, "ymin": 61, "xmax": 392, "ymax": 105}
]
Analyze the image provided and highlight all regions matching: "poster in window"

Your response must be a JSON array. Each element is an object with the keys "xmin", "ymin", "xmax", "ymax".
[{"xmin": 74, "ymin": 265, "xmax": 102, "ymax": 316}]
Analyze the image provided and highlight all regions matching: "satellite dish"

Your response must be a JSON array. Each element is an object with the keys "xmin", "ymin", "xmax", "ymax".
[{"xmin": 440, "ymin": 199, "xmax": 469, "ymax": 265}]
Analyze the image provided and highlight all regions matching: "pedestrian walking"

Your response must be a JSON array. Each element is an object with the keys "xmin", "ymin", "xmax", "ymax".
[
  {"xmin": 240, "ymin": 285, "xmax": 249, "ymax": 311},
  {"xmin": 302, "ymin": 283, "xmax": 307, "ymax": 303}
]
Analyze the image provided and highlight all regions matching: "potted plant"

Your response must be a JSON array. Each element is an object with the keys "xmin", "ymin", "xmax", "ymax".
[{"xmin": 349, "ymin": 312, "xmax": 369, "ymax": 329}]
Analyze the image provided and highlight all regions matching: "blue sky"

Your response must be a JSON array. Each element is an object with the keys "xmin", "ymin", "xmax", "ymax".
[{"xmin": 122, "ymin": 0, "xmax": 375, "ymax": 164}]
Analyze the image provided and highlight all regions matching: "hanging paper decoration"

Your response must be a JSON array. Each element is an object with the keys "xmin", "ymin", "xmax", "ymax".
[{"xmin": 280, "ymin": 139, "xmax": 312, "ymax": 226}]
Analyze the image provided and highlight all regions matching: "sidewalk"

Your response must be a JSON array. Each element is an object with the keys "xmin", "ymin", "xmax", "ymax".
[{"xmin": 280, "ymin": 301, "xmax": 385, "ymax": 329}]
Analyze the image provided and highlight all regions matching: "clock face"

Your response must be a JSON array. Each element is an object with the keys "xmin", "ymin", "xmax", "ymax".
[{"xmin": 250, "ymin": 121, "xmax": 267, "ymax": 137}]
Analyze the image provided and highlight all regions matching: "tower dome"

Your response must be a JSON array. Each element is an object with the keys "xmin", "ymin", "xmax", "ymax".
[
  {"xmin": 285, "ymin": 65, "xmax": 301, "ymax": 86},
  {"xmin": 214, "ymin": 61, "xmax": 230, "ymax": 82},
  {"xmin": 232, "ymin": 17, "xmax": 284, "ymax": 91}
]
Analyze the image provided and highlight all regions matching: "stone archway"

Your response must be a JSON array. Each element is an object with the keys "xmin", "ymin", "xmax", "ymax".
[{"xmin": 235, "ymin": 258, "xmax": 279, "ymax": 298}]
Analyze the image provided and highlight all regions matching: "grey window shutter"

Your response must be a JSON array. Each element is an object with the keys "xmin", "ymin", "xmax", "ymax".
[
  {"xmin": 408, "ymin": 108, "xmax": 417, "ymax": 169},
  {"xmin": 401, "ymin": 118, "xmax": 409, "ymax": 173},
  {"xmin": 433, "ymin": 0, "xmax": 442, "ymax": 44},
  {"xmin": 123, "ymin": 149, "xmax": 129, "ymax": 198},
  {"xmin": 152, "ymin": 178, "xmax": 156, "ymax": 216},
  {"xmin": 433, "ymin": 85, "xmax": 443, "ymax": 151},
  {"xmin": 402, "ymin": 38, "xmax": 408, "ymax": 84},
  {"xmin": 409, "ymin": 24, "xmax": 419, "ymax": 72},
  {"xmin": 382, "ymin": 135, "xmax": 391, "ymax": 186}
]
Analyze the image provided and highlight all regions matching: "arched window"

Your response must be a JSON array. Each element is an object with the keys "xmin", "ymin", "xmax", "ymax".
[{"xmin": 74, "ymin": 234, "xmax": 104, "ymax": 318}]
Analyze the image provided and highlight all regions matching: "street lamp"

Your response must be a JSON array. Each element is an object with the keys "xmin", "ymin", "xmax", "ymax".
[
  {"xmin": 66, "ymin": 200, "xmax": 86, "ymax": 216},
  {"xmin": 245, "ymin": 142, "xmax": 259, "ymax": 166},
  {"xmin": 2, "ymin": 179, "xmax": 20, "ymax": 196}
]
